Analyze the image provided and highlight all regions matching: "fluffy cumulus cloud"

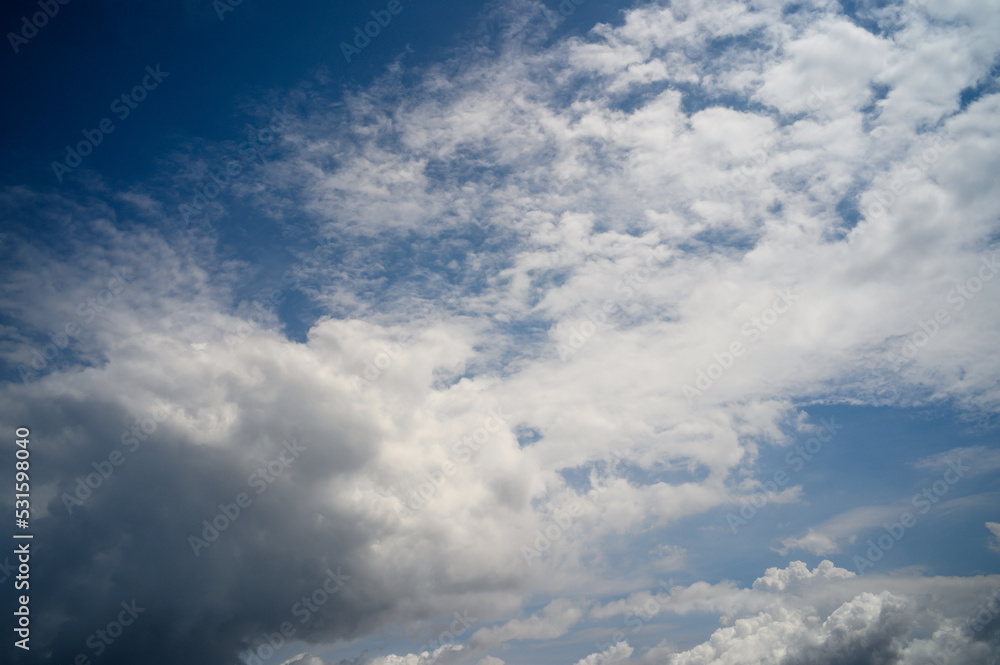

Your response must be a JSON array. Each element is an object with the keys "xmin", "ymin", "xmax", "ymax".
[
  {"xmin": 581, "ymin": 561, "xmax": 1000, "ymax": 665},
  {"xmin": 1, "ymin": 0, "xmax": 999, "ymax": 663},
  {"xmin": 575, "ymin": 641, "xmax": 634, "ymax": 665},
  {"xmin": 664, "ymin": 592, "xmax": 925, "ymax": 665}
]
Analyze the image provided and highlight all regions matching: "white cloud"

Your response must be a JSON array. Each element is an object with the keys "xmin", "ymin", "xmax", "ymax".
[
  {"xmin": 988, "ymin": 522, "xmax": 1000, "ymax": 554},
  {"xmin": 363, "ymin": 645, "xmax": 463, "ymax": 665},
  {"xmin": 281, "ymin": 655, "xmax": 329, "ymax": 665},
  {"xmin": 915, "ymin": 446, "xmax": 1000, "ymax": 476},
  {"xmin": 667, "ymin": 591, "xmax": 913, "ymax": 665},
  {"xmin": 574, "ymin": 641, "xmax": 634, "ymax": 665},
  {"xmin": 611, "ymin": 561, "xmax": 1000, "ymax": 665},
  {"xmin": 774, "ymin": 503, "xmax": 913, "ymax": 555},
  {"xmin": 2, "ymin": 0, "xmax": 1000, "ymax": 662},
  {"xmin": 750, "ymin": 560, "xmax": 856, "ymax": 593},
  {"xmin": 469, "ymin": 599, "xmax": 587, "ymax": 649}
]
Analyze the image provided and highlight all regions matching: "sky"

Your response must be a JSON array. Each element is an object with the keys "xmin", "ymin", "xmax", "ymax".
[{"xmin": 1, "ymin": 0, "xmax": 999, "ymax": 664}]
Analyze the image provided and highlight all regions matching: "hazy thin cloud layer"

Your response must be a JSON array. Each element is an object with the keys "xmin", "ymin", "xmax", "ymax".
[{"xmin": 0, "ymin": 0, "xmax": 998, "ymax": 664}]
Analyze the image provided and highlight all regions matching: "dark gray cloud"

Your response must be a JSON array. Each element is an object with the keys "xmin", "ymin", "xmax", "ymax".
[
  {"xmin": 779, "ymin": 593, "xmax": 912, "ymax": 665},
  {"xmin": 1, "ymin": 378, "xmax": 387, "ymax": 665}
]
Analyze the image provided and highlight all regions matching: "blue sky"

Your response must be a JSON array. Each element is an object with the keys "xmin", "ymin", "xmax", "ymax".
[{"xmin": 2, "ymin": 1, "xmax": 1000, "ymax": 665}]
